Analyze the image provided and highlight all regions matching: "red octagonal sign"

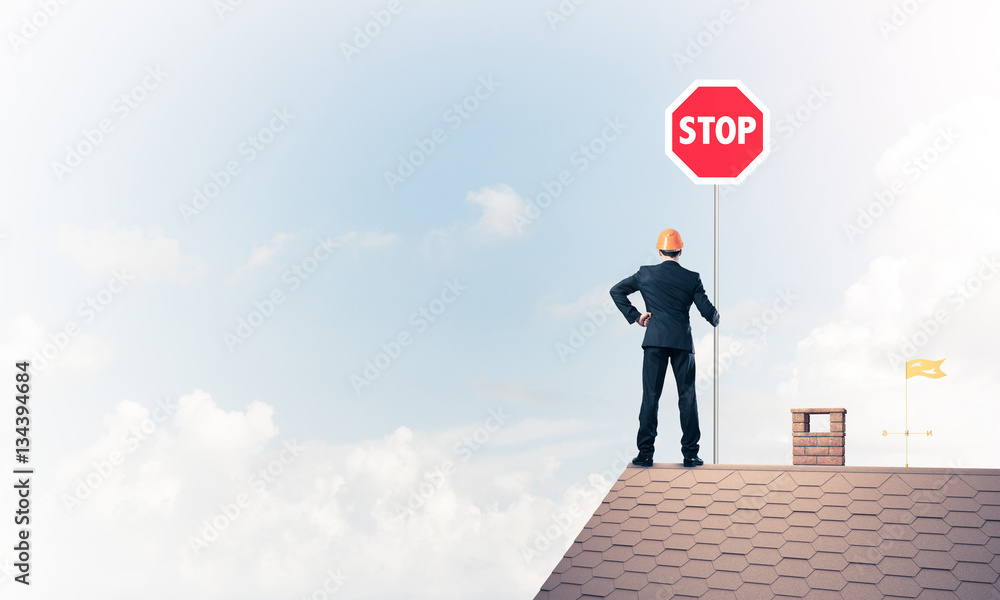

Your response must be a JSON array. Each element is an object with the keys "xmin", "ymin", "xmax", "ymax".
[{"xmin": 665, "ymin": 80, "xmax": 770, "ymax": 185}]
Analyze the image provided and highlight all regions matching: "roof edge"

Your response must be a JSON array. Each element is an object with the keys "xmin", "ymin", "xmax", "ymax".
[{"xmin": 635, "ymin": 463, "xmax": 1000, "ymax": 475}]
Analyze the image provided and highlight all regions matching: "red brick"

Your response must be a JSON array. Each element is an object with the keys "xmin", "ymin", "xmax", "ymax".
[
  {"xmin": 831, "ymin": 413, "xmax": 845, "ymax": 423},
  {"xmin": 792, "ymin": 413, "xmax": 807, "ymax": 423},
  {"xmin": 817, "ymin": 456, "xmax": 844, "ymax": 466},
  {"xmin": 793, "ymin": 423, "xmax": 808, "ymax": 433},
  {"xmin": 805, "ymin": 446, "xmax": 829, "ymax": 456},
  {"xmin": 830, "ymin": 422, "xmax": 845, "ymax": 432},
  {"xmin": 818, "ymin": 437, "xmax": 845, "ymax": 447},
  {"xmin": 793, "ymin": 447, "xmax": 806, "ymax": 456},
  {"xmin": 793, "ymin": 456, "xmax": 817, "ymax": 465},
  {"xmin": 829, "ymin": 447, "xmax": 844, "ymax": 457}
]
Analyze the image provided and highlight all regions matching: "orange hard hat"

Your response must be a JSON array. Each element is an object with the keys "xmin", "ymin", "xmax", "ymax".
[{"xmin": 656, "ymin": 228, "xmax": 683, "ymax": 251}]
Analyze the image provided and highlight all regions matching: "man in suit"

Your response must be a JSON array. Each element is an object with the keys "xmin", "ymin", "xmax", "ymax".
[{"xmin": 610, "ymin": 228, "xmax": 719, "ymax": 468}]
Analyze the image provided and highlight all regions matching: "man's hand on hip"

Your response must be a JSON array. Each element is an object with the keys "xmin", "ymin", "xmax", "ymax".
[{"xmin": 637, "ymin": 312, "xmax": 652, "ymax": 327}]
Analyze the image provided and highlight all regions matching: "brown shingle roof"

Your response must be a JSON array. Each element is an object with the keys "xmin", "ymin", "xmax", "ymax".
[{"xmin": 533, "ymin": 464, "xmax": 1000, "ymax": 599}]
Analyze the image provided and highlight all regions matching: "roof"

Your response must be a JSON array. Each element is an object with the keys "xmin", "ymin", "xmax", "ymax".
[{"xmin": 533, "ymin": 463, "xmax": 1000, "ymax": 599}]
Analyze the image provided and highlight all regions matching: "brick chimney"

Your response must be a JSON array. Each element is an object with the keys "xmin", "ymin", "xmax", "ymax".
[{"xmin": 791, "ymin": 408, "xmax": 846, "ymax": 466}]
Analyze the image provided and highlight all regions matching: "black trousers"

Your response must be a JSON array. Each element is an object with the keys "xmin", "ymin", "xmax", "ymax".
[{"xmin": 637, "ymin": 346, "xmax": 700, "ymax": 459}]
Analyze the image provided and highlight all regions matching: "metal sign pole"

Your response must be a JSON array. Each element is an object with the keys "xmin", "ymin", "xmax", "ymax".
[{"xmin": 714, "ymin": 183, "xmax": 720, "ymax": 465}]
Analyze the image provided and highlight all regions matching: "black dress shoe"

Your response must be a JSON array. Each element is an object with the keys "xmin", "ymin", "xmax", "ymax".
[
  {"xmin": 632, "ymin": 455, "xmax": 653, "ymax": 467},
  {"xmin": 683, "ymin": 456, "xmax": 704, "ymax": 467}
]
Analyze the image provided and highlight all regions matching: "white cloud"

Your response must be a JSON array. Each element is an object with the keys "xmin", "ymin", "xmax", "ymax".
[
  {"xmin": 773, "ymin": 97, "xmax": 1000, "ymax": 468},
  {"xmin": 32, "ymin": 391, "xmax": 623, "ymax": 599},
  {"xmin": 424, "ymin": 185, "xmax": 530, "ymax": 251},
  {"xmin": 228, "ymin": 233, "xmax": 291, "ymax": 283},
  {"xmin": 465, "ymin": 184, "xmax": 529, "ymax": 240},
  {"xmin": 58, "ymin": 226, "xmax": 209, "ymax": 284},
  {"xmin": 0, "ymin": 313, "xmax": 114, "ymax": 375}
]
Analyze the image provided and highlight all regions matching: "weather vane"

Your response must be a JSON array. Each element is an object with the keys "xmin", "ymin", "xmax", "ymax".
[{"xmin": 882, "ymin": 358, "xmax": 946, "ymax": 467}]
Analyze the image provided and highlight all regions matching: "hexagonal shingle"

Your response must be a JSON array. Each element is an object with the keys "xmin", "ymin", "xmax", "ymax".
[
  {"xmin": 743, "ymin": 546, "xmax": 782, "ymax": 566},
  {"xmin": 952, "ymin": 561, "xmax": 999, "ymax": 584},
  {"xmin": 714, "ymin": 552, "xmax": 750, "ymax": 573},
  {"xmin": 706, "ymin": 570, "xmax": 743, "ymax": 591},
  {"xmin": 945, "ymin": 527, "xmax": 989, "ymax": 546},
  {"xmin": 814, "ymin": 519, "xmax": 850, "ymax": 537},
  {"xmin": 877, "ymin": 556, "xmax": 920, "ymax": 577},
  {"xmin": 783, "ymin": 525, "xmax": 818, "ymax": 543},
  {"xmin": 770, "ymin": 575, "xmax": 809, "ymax": 596},
  {"xmin": 943, "ymin": 511, "xmax": 985, "ymax": 528},
  {"xmin": 740, "ymin": 564, "xmax": 779, "ymax": 585},
  {"xmin": 877, "ymin": 574, "xmax": 922, "ymax": 597},
  {"xmin": 880, "ymin": 474, "xmax": 915, "ymax": 496},
  {"xmin": 838, "ymin": 582, "xmax": 884, "ymax": 600},
  {"xmin": 805, "ymin": 569, "xmax": 847, "ymax": 591},
  {"xmin": 614, "ymin": 570, "xmax": 648, "ymax": 591},
  {"xmin": 913, "ymin": 567, "xmax": 961, "ymax": 591},
  {"xmin": 808, "ymin": 551, "xmax": 847, "ymax": 571},
  {"xmin": 778, "ymin": 540, "xmax": 815, "ymax": 560},
  {"xmin": 534, "ymin": 464, "xmax": 1000, "ymax": 600},
  {"xmin": 939, "ymin": 476, "xmax": 978, "ymax": 498},
  {"xmin": 756, "ymin": 516, "xmax": 790, "ymax": 534},
  {"xmin": 693, "ymin": 527, "xmax": 726, "ymax": 546},
  {"xmin": 670, "ymin": 576, "xmax": 709, "ymax": 597},
  {"xmin": 842, "ymin": 563, "xmax": 883, "ymax": 584},
  {"xmin": 624, "ymin": 554, "xmax": 657, "ymax": 574},
  {"xmin": 687, "ymin": 543, "xmax": 722, "ymax": 561},
  {"xmin": 647, "ymin": 565, "xmax": 681, "ymax": 585},
  {"xmin": 848, "ymin": 486, "xmax": 883, "ymax": 501}
]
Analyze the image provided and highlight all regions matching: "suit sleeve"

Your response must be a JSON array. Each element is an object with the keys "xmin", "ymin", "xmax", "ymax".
[
  {"xmin": 610, "ymin": 271, "xmax": 642, "ymax": 324},
  {"xmin": 693, "ymin": 276, "xmax": 720, "ymax": 327}
]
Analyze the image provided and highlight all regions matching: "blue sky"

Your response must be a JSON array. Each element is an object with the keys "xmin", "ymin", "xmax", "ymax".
[{"xmin": 1, "ymin": 0, "xmax": 999, "ymax": 598}]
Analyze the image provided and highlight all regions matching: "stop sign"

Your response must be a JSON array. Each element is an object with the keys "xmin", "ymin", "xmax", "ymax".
[{"xmin": 665, "ymin": 80, "xmax": 769, "ymax": 185}]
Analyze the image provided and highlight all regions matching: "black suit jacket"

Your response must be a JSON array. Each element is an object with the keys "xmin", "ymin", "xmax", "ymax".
[{"xmin": 610, "ymin": 260, "xmax": 719, "ymax": 351}]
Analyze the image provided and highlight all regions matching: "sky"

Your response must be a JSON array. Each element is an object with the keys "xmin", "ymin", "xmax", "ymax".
[{"xmin": 0, "ymin": 0, "xmax": 999, "ymax": 598}]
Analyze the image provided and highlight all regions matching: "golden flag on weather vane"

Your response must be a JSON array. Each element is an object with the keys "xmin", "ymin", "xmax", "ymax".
[{"xmin": 905, "ymin": 358, "xmax": 947, "ymax": 379}]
